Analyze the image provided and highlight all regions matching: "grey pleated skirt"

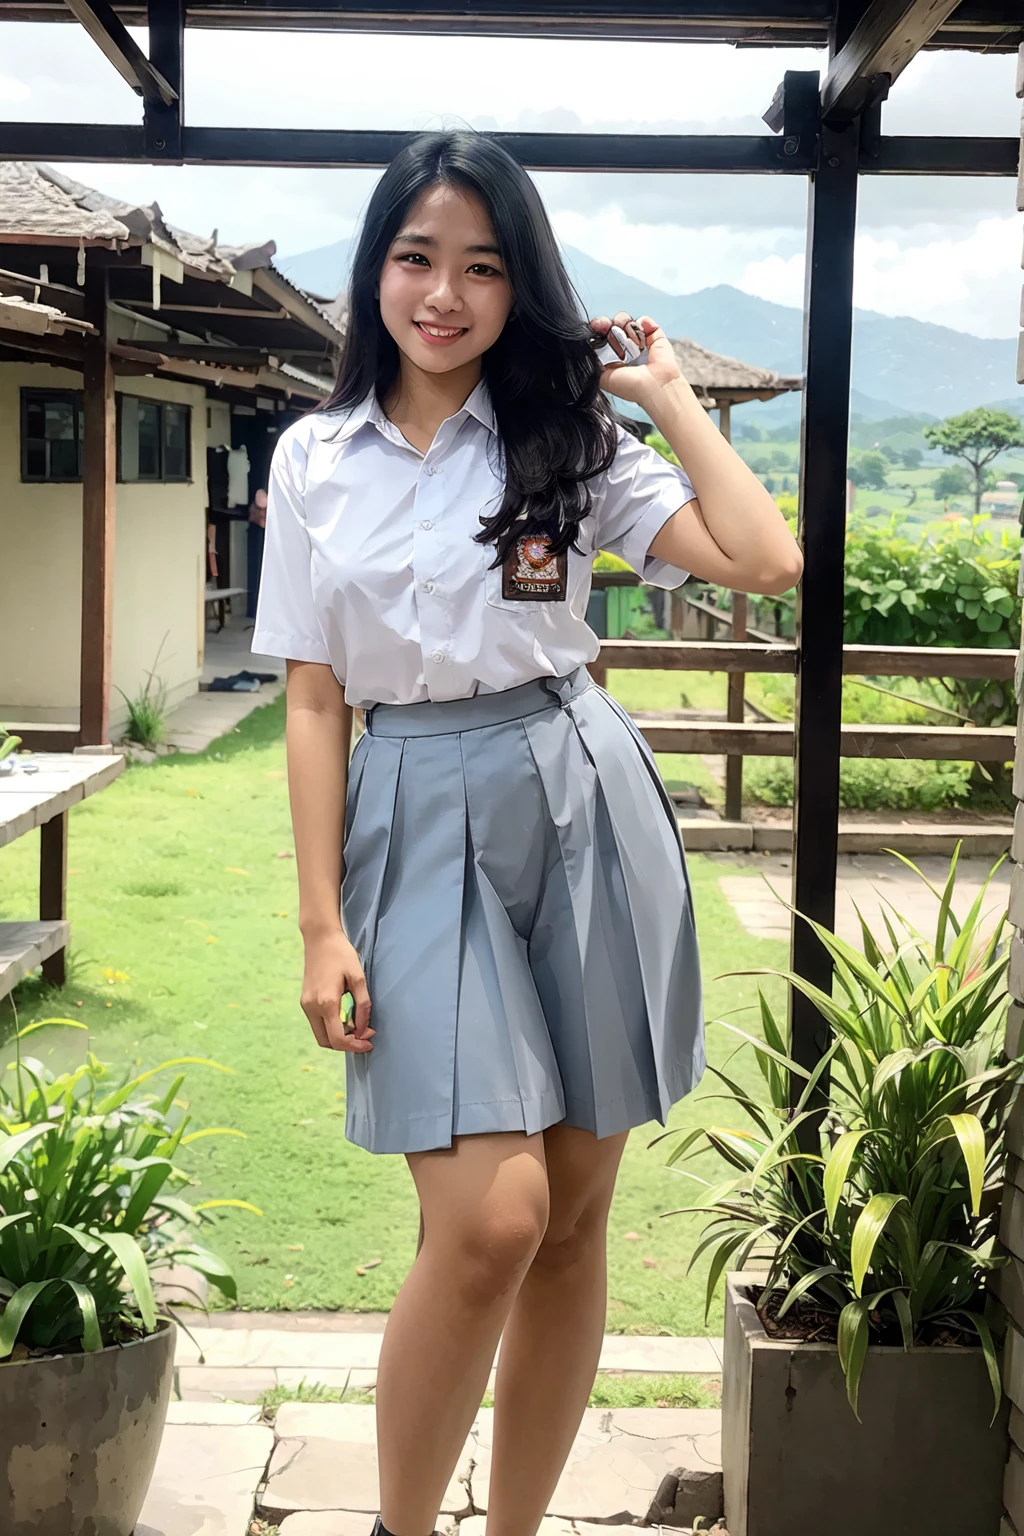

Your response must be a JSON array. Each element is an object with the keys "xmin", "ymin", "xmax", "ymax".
[{"xmin": 340, "ymin": 666, "xmax": 705, "ymax": 1155}]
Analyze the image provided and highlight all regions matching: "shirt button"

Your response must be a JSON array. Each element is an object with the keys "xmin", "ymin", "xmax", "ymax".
[
  {"xmin": 430, "ymin": 650, "xmax": 444, "ymax": 663},
  {"xmin": 424, "ymin": 582, "xmax": 435, "ymax": 594},
  {"xmin": 420, "ymin": 519, "xmax": 433, "ymax": 531}
]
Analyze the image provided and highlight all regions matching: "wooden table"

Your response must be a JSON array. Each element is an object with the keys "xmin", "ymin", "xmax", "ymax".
[{"xmin": 0, "ymin": 751, "xmax": 125, "ymax": 997}]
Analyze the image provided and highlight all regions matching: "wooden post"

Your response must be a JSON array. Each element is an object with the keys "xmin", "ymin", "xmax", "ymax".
[
  {"xmin": 719, "ymin": 402, "xmax": 748, "ymax": 823},
  {"xmin": 725, "ymin": 593, "xmax": 748, "ymax": 822},
  {"xmin": 39, "ymin": 813, "xmax": 68, "ymax": 987},
  {"xmin": 80, "ymin": 262, "xmax": 116, "ymax": 747}
]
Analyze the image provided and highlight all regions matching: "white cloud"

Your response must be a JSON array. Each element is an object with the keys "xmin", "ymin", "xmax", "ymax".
[{"xmin": 737, "ymin": 215, "xmax": 1023, "ymax": 338}]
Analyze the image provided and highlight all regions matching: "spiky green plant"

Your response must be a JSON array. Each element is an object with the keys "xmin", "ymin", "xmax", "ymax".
[
  {"xmin": 0, "ymin": 1019, "xmax": 258, "ymax": 1358},
  {"xmin": 661, "ymin": 846, "xmax": 1017, "ymax": 1417}
]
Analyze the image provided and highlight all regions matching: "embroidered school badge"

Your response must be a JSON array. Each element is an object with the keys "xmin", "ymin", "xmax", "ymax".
[{"xmin": 501, "ymin": 532, "xmax": 568, "ymax": 602}]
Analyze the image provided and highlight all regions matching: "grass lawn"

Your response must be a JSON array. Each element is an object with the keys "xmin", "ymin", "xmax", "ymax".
[{"xmin": 0, "ymin": 690, "xmax": 789, "ymax": 1335}]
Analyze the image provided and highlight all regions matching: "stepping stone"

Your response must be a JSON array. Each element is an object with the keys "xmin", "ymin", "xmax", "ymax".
[
  {"xmin": 259, "ymin": 1404, "xmax": 472, "ymax": 1523},
  {"xmin": 176, "ymin": 1327, "xmax": 725, "ymax": 1376},
  {"xmin": 465, "ymin": 1406, "xmax": 721, "ymax": 1523},
  {"xmin": 165, "ymin": 1401, "xmax": 264, "ymax": 1426},
  {"xmin": 459, "ymin": 1519, "xmax": 639, "ymax": 1536},
  {"xmin": 176, "ymin": 1366, "xmax": 278, "ymax": 1403},
  {"xmin": 279, "ymin": 1516, "xmax": 376, "ymax": 1536},
  {"xmin": 135, "ymin": 1421, "xmax": 274, "ymax": 1536}
]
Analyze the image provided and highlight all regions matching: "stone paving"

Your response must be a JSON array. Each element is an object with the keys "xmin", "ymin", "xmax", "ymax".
[
  {"xmin": 135, "ymin": 1325, "xmax": 725, "ymax": 1534},
  {"xmin": 715, "ymin": 850, "xmax": 1011, "ymax": 947}
]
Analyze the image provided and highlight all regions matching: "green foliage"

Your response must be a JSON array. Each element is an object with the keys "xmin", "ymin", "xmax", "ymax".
[
  {"xmin": 0, "ymin": 727, "xmax": 23, "ymax": 765},
  {"xmin": 924, "ymin": 408, "xmax": 1024, "ymax": 515},
  {"xmin": 664, "ymin": 848, "xmax": 1015, "ymax": 1417},
  {"xmin": 843, "ymin": 514, "xmax": 1020, "ymax": 739},
  {"xmin": 848, "ymin": 451, "xmax": 889, "ymax": 490},
  {"xmin": 745, "ymin": 757, "xmax": 973, "ymax": 812},
  {"xmin": 933, "ymin": 465, "xmax": 973, "ymax": 501},
  {"xmin": 116, "ymin": 634, "xmax": 171, "ymax": 749},
  {"xmin": 593, "ymin": 549, "xmax": 634, "ymax": 573},
  {"xmin": 0, "ymin": 1022, "xmax": 250, "ymax": 1358}
]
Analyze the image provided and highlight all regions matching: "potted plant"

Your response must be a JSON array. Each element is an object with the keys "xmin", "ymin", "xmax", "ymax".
[
  {"xmin": 661, "ymin": 848, "xmax": 1016, "ymax": 1536},
  {"xmin": 0, "ymin": 1019, "xmax": 253, "ymax": 1536}
]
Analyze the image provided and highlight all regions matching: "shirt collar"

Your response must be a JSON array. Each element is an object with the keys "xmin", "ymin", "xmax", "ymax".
[{"xmin": 308, "ymin": 376, "xmax": 496, "ymax": 443}]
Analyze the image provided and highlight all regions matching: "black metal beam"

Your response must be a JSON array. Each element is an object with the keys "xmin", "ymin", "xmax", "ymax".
[
  {"xmin": 62, "ymin": 0, "xmax": 178, "ymax": 102},
  {"xmin": 788, "ymin": 115, "xmax": 860, "ymax": 1113},
  {"xmin": 145, "ymin": 0, "xmax": 184, "ymax": 159},
  {"xmin": 4, "ymin": 0, "xmax": 1022, "ymax": 49},
  {"xmin": 821, "ymin": 0, "xmax": 961, "ymax": 123},
  {"xmin": 0, "ymin": 120, "xmax": 1019, "ymax": 176}
]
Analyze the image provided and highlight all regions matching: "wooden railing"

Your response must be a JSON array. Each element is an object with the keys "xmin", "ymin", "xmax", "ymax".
[{"xmin": 593, "ymin": 638, "xmax": 1017, "ymax": 813}]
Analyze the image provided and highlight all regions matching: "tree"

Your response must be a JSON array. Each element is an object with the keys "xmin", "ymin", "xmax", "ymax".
[
  {"xmin": 933, "ymin": 464, "xmax": 972, "ymax": 502},
  {"xmin": 923, "ymin": 407, "xmax": 1024, "ymax": 516},
  {"xmin": 847, "ymin": 450, "xmax": 889, "ymax": 490},
  {"xmin": 900, "ymin": 447, "xmax": 923, "ymax": 470}
]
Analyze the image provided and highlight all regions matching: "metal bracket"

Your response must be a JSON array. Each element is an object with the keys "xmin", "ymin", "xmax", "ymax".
[
  {"xmin": 143, "ymin": 0, "xmax": 184, "ymax": 162},
  {"xmin": 762, "ymin": 70, "xmax": 821, "ymax": 165}
]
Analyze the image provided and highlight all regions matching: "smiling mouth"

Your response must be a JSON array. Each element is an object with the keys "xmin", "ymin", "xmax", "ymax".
[{"xmin": 415, "ymin": 321, "xmax": 467, "ymax": 338}]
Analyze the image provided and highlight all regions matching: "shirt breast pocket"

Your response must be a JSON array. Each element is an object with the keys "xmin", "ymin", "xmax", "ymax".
[{"xmin": 484, "ymin": 532, "xmax": 571, "ymax": 609}]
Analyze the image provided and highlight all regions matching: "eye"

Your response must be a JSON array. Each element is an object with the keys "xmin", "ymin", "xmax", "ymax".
[
  {"xmin": 469, "ymin": 263, "xmax": 504, "ymax": 278},
  {"xmin": 395, "ymin": 252, "xmax": 429, "ymax": 266}
]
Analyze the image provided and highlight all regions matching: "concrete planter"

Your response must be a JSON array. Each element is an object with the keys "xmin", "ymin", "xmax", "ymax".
[
  {"xmin": 723, "ymin": 1273, "xmax": 1009, "ymax": 1536},
  {"xmin": 0, "ymin": 1317, "xmax": 174, "ymax": 1535}
]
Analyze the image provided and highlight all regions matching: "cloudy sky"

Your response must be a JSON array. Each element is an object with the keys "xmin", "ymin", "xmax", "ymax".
[{"xmin": 2, "ymin": 23, "xmax": 1021, "ymax": 337}]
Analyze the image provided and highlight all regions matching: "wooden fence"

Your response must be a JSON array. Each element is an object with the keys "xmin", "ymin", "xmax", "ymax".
[{"xmin": 592, "ymin": 636, "xmax": 1017, "ymax": 818}]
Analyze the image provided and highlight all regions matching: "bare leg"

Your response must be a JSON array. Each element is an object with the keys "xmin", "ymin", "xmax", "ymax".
[
  {"xmin": 376, "ymin": 1132, "xmax": 550, "ymax": 1536},
  {"xmin": 486, "ymin": 1125, "xmax": 629, "ymax": 1536}
]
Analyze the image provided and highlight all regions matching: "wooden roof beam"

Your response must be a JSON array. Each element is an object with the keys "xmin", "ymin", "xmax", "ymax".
[
  {"xmin": 820, "ymin": 0, "xmax": 960, "ymax": 123},
  {"xmin": 62, "ymin": 0, "xmax": 178, "ymax": 104}
]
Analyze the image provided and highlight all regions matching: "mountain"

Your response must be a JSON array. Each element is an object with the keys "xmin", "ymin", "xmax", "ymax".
[{"xmin": 277, "ymin": 239, "xmax": 1020, "ymax": 422}]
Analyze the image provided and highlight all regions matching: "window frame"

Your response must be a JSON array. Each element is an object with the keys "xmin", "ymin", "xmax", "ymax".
[
  {"xmin": 20, "ymin": 389, "xmax": 85, "ymax": 483},
  {"xmin": 116, "ymin": 394, "xmax": 193, "ymax": 485}
]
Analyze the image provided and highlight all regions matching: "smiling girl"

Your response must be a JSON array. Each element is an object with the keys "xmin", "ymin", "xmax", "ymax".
[{"xmin": 252, "ymin": 127, "xmax": 801, "ymax": 1536}]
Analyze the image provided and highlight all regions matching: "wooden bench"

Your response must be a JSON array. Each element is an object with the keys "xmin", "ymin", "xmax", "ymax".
[
  {"xmin": 0, "ymin": 751, "xmax": 125, "ymax": 994},
  {"xmin": 204, "ymin": 585, "xmax": 248, "ymax": 632},
  {"xmin": 0, "ymin": 921, "xmax": 71, "ymax": 1000}
]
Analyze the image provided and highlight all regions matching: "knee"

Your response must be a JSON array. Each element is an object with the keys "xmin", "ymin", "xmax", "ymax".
[
  {"xmin": 531, "ymin": 1202, "xmax": 606, "ymax": 1277},
  {"xmin": 453, "ymin": 1205, "xmax": 547, "ymax": 1307}
]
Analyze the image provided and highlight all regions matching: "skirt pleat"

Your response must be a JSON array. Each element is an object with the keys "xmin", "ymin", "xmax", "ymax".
[{"xmin": 340, "ymin": 669, "xmax": 704, "ymax": 1155}]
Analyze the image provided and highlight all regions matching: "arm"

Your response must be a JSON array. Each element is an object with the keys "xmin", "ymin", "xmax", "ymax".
[
  {"xmin": 286, "ymin": 658, "xmax": 374, "ymax": 1055},
  {"xmin": 592, "ymin": 312, "xmax": 804, "ymax": 597}
]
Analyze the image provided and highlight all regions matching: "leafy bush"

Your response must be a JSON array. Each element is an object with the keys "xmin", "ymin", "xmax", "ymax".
[
  {"xmin": 745, "ymin": 757, "xmax": 973, "ymax": 812},
  {"xmin": 663, "ymin": 848, "xmax": 1015, "ymax": 1415},
  {"xmin": 0, "ymin": 1023, "xmax": 253, "ymax": 1358}
]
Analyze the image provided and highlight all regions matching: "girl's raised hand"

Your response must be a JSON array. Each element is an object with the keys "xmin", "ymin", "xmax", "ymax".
[{"xmin": 589, "ymin": 311, "xmax": 681, "ymax": 402}]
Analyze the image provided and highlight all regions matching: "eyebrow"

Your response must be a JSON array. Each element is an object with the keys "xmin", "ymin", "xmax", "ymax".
[{"xmin": 393, "ymin": 232, "xmax": 503, "ymax": 258}]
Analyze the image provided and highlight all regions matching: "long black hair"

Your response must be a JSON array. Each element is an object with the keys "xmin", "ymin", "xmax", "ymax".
[{"xmin": 320, "ymin": 128, "xmax": 622, "ymax": 565}]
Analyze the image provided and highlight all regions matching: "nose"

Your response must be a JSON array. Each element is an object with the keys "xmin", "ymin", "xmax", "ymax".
[{"xmin": 425, "ymin": 269, "xmax": 465, "ymax": 316}]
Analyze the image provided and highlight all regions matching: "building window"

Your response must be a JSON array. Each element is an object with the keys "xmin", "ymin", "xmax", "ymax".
[
  {"xmin": 118, "ymin": 397, "xmax": 191, "ymax": 483},
  {"xmin": 20, "ymin": 391, "xmax": 84, "ymax": 482},
  {"xmin": 20, "ymin": 391, "xmax": 192, "ymax": 485}
]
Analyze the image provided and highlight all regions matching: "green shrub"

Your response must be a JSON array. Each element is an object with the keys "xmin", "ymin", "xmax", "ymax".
[{"xmin": 745, "ymin": 757, "xmax": 973, "ymax": 812}]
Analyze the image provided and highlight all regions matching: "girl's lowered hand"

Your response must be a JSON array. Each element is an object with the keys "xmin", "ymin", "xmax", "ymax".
[
  {"xmin": 301, "ymin": 928, "xmax": 374, "ymax": 1053},
  {"xmin": 590, "ymin": 311, "xmax": 682, "ymax": 403}
]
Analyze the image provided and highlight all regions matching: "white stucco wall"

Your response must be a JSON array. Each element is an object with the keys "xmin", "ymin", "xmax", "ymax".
[{"xmin": 0, "ymin": 359, "xmax": 207, "ymax": 732}]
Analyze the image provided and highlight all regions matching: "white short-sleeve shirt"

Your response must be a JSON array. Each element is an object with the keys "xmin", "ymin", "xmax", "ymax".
[{"xmin": 251, "ymin": 377, "xmax": 696, "ymax": 708}]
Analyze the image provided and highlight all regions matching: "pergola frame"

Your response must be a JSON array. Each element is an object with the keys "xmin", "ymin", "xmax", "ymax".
[{"xmin": 1, "ymin": 0, "xmax": 1022, "ymax": 1108}]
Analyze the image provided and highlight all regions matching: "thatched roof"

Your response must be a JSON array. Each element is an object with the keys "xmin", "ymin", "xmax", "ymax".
[
  {"xmin": 321, "ymin": 293, "xmax": 799, "ymax": 403},
  {"xmin": 668, "ymin": 337, "xmax": 801, "ymax": 404}
]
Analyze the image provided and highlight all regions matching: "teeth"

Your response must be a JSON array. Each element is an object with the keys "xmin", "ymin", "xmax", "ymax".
[{"xmin": 420, "ymin": 323, "xmax": 463, "ymax": 337}]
